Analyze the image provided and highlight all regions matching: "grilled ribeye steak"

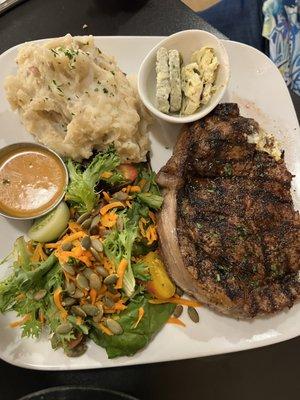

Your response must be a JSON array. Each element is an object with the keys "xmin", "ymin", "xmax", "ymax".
[{"xmin": 157, "ymin": 103, "xmax": 300, "ymax": 318}]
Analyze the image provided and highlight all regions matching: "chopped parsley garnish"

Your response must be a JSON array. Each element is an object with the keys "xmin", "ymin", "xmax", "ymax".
[
  {"xmin": 52, "ymin": 80, "xmax": 63, "ymax": 93},
  {"xmin": 196, "ymin": 222, "xmax": 203, "ymax": 229}
]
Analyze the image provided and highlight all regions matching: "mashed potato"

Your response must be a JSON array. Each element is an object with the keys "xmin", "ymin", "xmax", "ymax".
[{"xmin": 5, "ymin": 34, "xmax": 151, "ymax": 162}]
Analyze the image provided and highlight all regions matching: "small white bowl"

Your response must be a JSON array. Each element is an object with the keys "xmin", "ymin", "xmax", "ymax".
[{"xmin": 137, "ymin": 29, "xmax": 230, "ymax": 124}]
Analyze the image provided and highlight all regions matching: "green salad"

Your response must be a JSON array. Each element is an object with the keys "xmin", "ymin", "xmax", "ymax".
[{"xmin": 0, "ymin": 148, "xmax": 198, "ymax": 359}]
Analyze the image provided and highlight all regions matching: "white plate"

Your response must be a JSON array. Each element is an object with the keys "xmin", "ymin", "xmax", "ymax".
[{"xmin": 0, "ymin": 36, "xmax": 299, "ymax": 371}]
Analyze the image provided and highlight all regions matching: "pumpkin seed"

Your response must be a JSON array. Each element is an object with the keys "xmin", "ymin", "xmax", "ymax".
[
  {"xmin": 96, "ymin": 266, "xmax": 109, "ymax": 278},
  {"xmin": 103, "ymin": 296, "xmax": 115, "ymax": 308},
  {"xmin": 33, "ymin": 289, "xmax": 47, "ymax": 301},
  {"xmin": 81, "ymin": 304, "xmax": 99, "ymax": 317},
  {"xmin": 81, "ymin": 236, "xmax": 91, "ymax": 250},
  {"xmin": 112, "ymin": 191, "xmax": 128, "ymax": 201},
  {"xmin": 89, "ymin": 273, "xmax": 102, "ymax": 291},
  {"xmin": 58, "ymin": 227, "xmax": 69, "ymax": 239},
  {"xmin": 76, "ymin": 211, "xmax": 92, "ymax": 225},
  {"xmin": 175, "ymin": 287, "xmax": 184, "ymax": 297},
  {"xmin": 91, "ymin": 205, "xmax": 101, "ymax": 217},
  {"xmin": 93, "ymin": 304, "xmax": 104, "ymax": 322},
  {"xmin": 62, "ymin": 263, "xmax": 76, "ymax": 276},
  {"xmin": 99, "ymin": 228, "xmax": 110, "ymax": 238},
  {"xmin": 90, "ymin": 215, "xmax": 101, "ymax": 228},
  {"xmin": 51, "ymin": 334, "xmax": 61, "ymax": 349},
  {"xmin": 173, "ymin": 305, "xmax": 183, "ymax": 318},
  {"xmin": 89, "ymin": 225, "xmax": 99, "ymax": 235},
  {"xmin": 62, "ymin": 297, "xmax": 77, "ymax": 307},
  {"xmin": 71, "ymin": 305, "xmax": 87, "ymax": 318},
  {"xmin": 66, "ymin": 281, "xmax": 76, "ymax": 295},
  {"xmin": 81, "ymin": 217, "xmax": 92, "ymax": 230},
  {"xmin": 64, "ymin": 343, "xmax": 87, "ymax": 357},
  {"xmin": 90, "ymin": 238, "xmax": 103, "ymax": 253},
  {"xmin": 61, "ymin": 242, "xmax": 73, "ymax": 251},
  {"xmin": 103, "ymin": 273, "xmax": 118, "ymax": 285},
  {"xmin": 89, "ymin": 215, "xmax": 101, "ymax": 235},
  {"xmin": 83, "ymin": 268, "xmax": 93, "ymax": 279},
  {"xmin": 106, "ymin": 318, "xmax": 123, "ymax": 335},
  {"xmin": 90, "ymin": 247, "xmax": 101, "ymax": 261},
  {"xmin": 76, "ymin": 273, "xmax": 90, "ymax": 290},
  {"xmin": 188, "ymin": 306, "xmax": 199, "ymax": 323},
  {"xmin": 116, "ymin": 216, "xmax": 124, "ymax": 231},
  {"xmin": 107, "ymin": 285, "xmax": 118, "ymax": 294},
  {"xmin": 93, "ymin": 313, "xmax": 102, "ymax": 323},
  {"xmin": 71, "ymin": 288, "xmax": 84, "ymax": 299},
  {"xmin": 55, "ymin": 322, "xmax": 73, "ymax": 335}
]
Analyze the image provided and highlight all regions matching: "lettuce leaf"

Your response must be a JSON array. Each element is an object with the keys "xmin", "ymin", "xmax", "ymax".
[
  {"xmin": 0, "ymin": 252, "xmax": 57, "ymax": 313},
  {"xmin": 103, "ymin": 216, "xmax": 137, "ymax": 297},
  {"xmin": 65, "ymin": 148, "xmax": 121, "ymax": 214},
  {"xmin": 90, "ymin": 295, "xmax": 175, "ymax": 358}
]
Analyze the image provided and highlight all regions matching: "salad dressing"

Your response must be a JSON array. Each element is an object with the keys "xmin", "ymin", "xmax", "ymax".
[{"xmin": 0, "ymin": 144, "xmax": 66, "ymax": 218}]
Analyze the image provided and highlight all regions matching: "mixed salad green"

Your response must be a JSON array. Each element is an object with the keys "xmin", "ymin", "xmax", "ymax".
[{"xmin": 0, "ymin": 148, "xmax": 193, "ymax": 359}]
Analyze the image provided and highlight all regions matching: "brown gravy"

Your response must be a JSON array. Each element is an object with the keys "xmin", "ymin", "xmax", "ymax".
[{"xmin": 0, "ymin": 145, "xmax": 67, "ymax": 218}]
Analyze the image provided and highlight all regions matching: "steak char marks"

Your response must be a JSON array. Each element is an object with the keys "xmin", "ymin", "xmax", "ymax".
[{"xmin": 157, "ymin": 103, "xmax": 300, "ymax": 318}]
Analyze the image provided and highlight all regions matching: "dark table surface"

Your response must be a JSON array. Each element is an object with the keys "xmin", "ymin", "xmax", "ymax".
[{"xmin": 0, "ymin": 0, "xmax": 300, "ymax": 399}]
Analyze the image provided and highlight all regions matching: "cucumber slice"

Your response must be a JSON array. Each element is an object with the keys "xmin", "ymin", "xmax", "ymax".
[{"xmin": 28, "ymin": 201, "xmax": 70, "ymax": 243}]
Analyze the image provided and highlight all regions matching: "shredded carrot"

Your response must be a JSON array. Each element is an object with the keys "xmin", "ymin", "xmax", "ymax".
[
  {"xmin": 133, "ymin": 307, "xmax": 145, "ymax": 328},
  {"xmin": 148, "ymin": 211, "xmax": 156, "ymax": 224},
  {"xmin": 39, "ymin": 310, "xmax": 45, "ymax": 324},
  {"xmin": 101, "ymin": 171, "xmax": 113, "ymax": 179},
  {"xmin": 102, "ymin": 191, "xmax": 111, "ymax": 202},
  {"xmin": 103, "ymin": 257, "xmax": 114, "ymax": 274},
  {"xmin": 56, "ymin": 243, "xmax": 93, "ymax": 267},
  {"xmin": 79, "ymin": 297, "xmax": 86, "ymax": 306},
  {"xmin": 98, "ymin": 284, "xmax": 108, "ymax": 295},
  {"xmin": 125, "ymin": 200, "xmax": 132, "ymax": 208},
  {"xmin": 115, "ymin": 259, "xmax": 128, "ymax": 289},
  {"xmin": 99, "ymin": 323, "xmax": 114, "ymax": 336},
  {"xmin": 139, "ymin": 219, "xmax": 146, "ymax": 237},
  {"xmin": 68, "ymin": 221, "xmax": 82, "ymax": 232},
  {"xmin": 167, "ymin": 317, "xmax": 186, "ymax": 327},
  {"xmin": 145, "ymin": 225, "xmax": 158, "ymax": 245},
  {"xmin": 129, "ymin": 185, "xmax": 141, "ymax": 193},
  {"xmin": 53, "ymin": 287, "xmax": 68, "ymax": 320},
  {"xmin": 46, "ymin": 231, "xmax": 85, "ymax": 249},
  {"xmin": 10, "ymin": 314, "xmax": 30, "ymax": 328},
  {"xmin": 149, "ymin": 297, "xmax": 201, "ymax": 308},
  {"xmin": 101, "ymin": 211, "xmax": 117, "ymax": 228},
  {"xmin": 100, "ymin": 201, "xmax": 124, "ymax": 215},
  {"xmin": 45, "ymin": 242, "xmax": 60, "ymax": 249},
  {"xmin": 27, "ymin": 241, "xmax": 35, "ymax": 254},
  {"xmin": 16, "ymin": 293, "xmax": 26, "ymax": 301},
  {"xmin": 114, "ymin": 300, "xmax": 127, "ymax": 311},
  {"xmin": 76, "ymin": 316, "xmax": 83, "ymax": 325},
  {"xmin": 31, "ymin": 244, "xmax": 41, "ymax": 262},
  {"xmin": 90, "ymin": 288, "xmax": 97, "ymax": 305},
  {"xmin": 38, "ymin": 245, "xmax": 47, "ymax": 261},
  {"xmin": 139, "ymin": 178, "xmax": 146, "ymax": 190},
  {"xmin": 61, "ymin": 231, "xmax": 86, "ymax": 244}
]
